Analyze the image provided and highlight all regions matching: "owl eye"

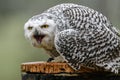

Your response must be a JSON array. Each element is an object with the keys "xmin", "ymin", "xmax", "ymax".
[
  {"xmin": 41, "ymin": 25, "xmax": 49, "ymax": 28},
  {"xmin": 28, "ymin": 26, "xmax": 33, "ymax": 30}
]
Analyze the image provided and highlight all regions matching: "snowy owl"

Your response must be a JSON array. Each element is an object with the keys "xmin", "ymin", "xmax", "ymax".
[{"xmin": 24, "ymin": 3, "xmax": 120, "ymax": 73}]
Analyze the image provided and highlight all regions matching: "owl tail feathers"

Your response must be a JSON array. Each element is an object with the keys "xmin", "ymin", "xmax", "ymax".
[{"xmin": 96, "ymin": 58, "xmax": 120, "ymax": 74}]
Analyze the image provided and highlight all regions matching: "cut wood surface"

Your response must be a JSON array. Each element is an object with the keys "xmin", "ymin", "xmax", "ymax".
[
  {"xmin": 21, "ymin": 61, "xmax": 120, "ymax": 80},
  {"xmin": 21, "ymin": 61, "xmax": 95, "ymax": 74}
]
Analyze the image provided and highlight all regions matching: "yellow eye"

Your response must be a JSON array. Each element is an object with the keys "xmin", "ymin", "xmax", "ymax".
[
  {"xmin": 41, "ymin": 25, "xmax": 49, "ymax": 28},
  {"xmin": 28, "ymin": 26, "xmax": 33, "ymax": 30}
]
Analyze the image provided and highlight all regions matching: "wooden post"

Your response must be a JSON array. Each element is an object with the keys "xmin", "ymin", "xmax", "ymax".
[{"xmin": 21, "ymin": 61, "xmax": 120, "ymax": 80}]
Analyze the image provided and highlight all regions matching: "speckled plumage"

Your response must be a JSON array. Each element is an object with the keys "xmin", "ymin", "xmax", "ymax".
[{"xmin": 24, "ymin": 3, "xmax": 120, "ymax": 73}]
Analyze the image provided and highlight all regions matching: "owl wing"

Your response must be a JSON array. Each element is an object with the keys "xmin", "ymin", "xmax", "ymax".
[
  {"xmin": 63, "ymin": 6, "xmax": 120, "ymax": 38},
  {"xmin": 54, "ymin": 7, "xmax": 120, "ymax": 71}
]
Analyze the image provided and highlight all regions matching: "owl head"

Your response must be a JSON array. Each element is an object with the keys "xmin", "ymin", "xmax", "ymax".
[{"xmin": 24, "ymin": 13, "xmax": 57, "ymax": 50}]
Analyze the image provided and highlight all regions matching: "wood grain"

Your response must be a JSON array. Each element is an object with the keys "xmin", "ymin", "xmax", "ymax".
[
  {"xmin": 21, "ymin": 61, "xmax": 95, "ymax": 74},
  {"xmin": 21, "ymin": 61, "xmax": 120, "ymax": 80}
]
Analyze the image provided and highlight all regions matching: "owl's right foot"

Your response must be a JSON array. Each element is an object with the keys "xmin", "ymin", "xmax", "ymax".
[{"xmin": 47, "ymin": 58, "xmax": 54, "ymax": 62}]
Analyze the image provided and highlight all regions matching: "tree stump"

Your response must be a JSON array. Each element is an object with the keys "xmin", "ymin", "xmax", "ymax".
[{"xmin": 21, "ymin": 61, "xmax": 120, "ymax": 80}]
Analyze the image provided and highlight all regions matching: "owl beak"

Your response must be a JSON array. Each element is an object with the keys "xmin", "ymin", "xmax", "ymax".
[
  {"xmin": 33, "ymin": 29, "xmax": 45, "ymax": 44},
  {"xmin": 34, "ymin": 29, "xmax": 39, "ymax": 36}
]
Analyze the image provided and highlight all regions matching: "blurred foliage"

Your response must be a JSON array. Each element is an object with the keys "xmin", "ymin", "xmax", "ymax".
[{"xmin": 0, "ymin": 0, "xmax": 120, "ymax": 80}]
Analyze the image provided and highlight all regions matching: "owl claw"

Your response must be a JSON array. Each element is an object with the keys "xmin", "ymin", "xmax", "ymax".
[
  {"xmin": 51, "ymin": 56, "xmax": 65, "ymax": 62},
  {"xmin": 47, "ymin": 58, "xmax": 54, "ymax": 62}
]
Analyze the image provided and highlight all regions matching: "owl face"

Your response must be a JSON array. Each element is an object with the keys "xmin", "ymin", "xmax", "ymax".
[{"xmin": 24, "ymin": 14, "xmax": 56, "ymax": 49}]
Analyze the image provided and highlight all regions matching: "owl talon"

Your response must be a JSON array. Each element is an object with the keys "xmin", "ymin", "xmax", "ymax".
[
  {"xmin": 47, "ymin": 58, "xmax": 54, "ymax": 62},
  {"xmin": 51, "ymin": 56, "xmax": 65, "ymax": 62}
]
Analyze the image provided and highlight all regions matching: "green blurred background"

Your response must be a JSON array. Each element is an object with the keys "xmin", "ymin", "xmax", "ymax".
[{"xmin": 0, "ymin": 0, "xmax": 120, "ymax": 80}]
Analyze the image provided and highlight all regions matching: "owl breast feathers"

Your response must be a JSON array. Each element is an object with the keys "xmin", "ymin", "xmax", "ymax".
[{"xmin": 24, "ymin": 3, "xmax": 120, "ymax": 73}]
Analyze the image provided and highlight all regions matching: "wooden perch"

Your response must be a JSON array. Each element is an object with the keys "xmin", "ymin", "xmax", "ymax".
[
  {"xmin": 21, "ymin": 61, "xmax": 120, "ymax": 80},
  {"xmin": 21, "ymin": 61, "xmax": 95, "ymax": 74}
]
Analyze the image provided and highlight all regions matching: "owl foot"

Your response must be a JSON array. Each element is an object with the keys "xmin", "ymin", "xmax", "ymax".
[
  {"xmin": 47, "ymin": 58, "xmax": 54, "ymax": 62},
  {"xmin": 51, "ymin": 56, "xmax": 65, "ymax": 62}
]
